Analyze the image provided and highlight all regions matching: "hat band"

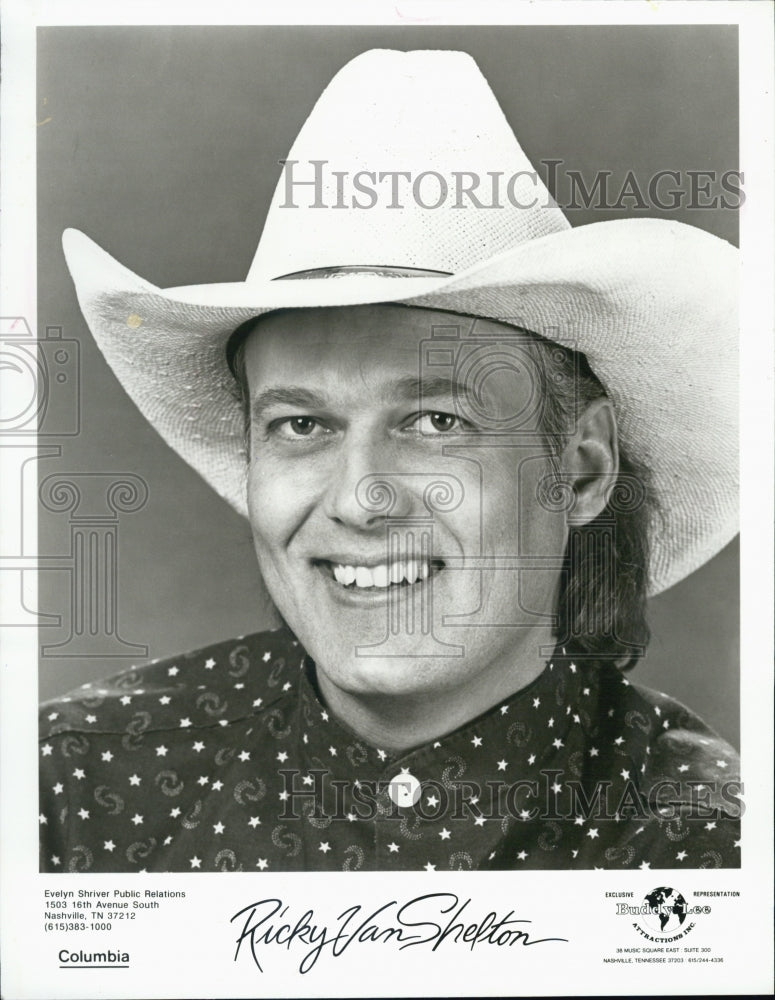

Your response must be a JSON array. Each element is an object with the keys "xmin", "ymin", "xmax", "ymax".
[{"xmin": 272, "ymin": 264, "xmax": 452, "ymax": 280}]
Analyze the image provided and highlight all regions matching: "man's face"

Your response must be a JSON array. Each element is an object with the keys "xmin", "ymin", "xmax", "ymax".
[{"xmin": 244, "ymin": 304, "xmax": 568, "ymax": 711}]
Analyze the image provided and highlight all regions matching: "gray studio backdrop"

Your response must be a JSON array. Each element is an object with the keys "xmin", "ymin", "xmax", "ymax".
[{"xmin": 36, "ymin": 25, "xmax": 740, "ymax": 746}]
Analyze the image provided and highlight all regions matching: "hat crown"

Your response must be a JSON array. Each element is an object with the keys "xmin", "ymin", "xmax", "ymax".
[{"xmin": 248, "ymin": 49, "xmax": 569, "ymax": 281}]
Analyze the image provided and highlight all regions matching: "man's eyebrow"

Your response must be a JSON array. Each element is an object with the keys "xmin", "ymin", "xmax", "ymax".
[
  {"xmin": 251, "ymin": 386, "xmax": 328, "ymax": 421},
  {"xmin": 390, "ymin": 375, "xmax": 474, "ymax": 400},
  {"xmin": 250, "ymin": 376, "xmax": 473, "ymax": 420}
]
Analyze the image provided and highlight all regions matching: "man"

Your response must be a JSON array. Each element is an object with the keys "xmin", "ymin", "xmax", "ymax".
[{"xmin": 39, "ymin": 49, "xmax": 740, "ymax": 872}]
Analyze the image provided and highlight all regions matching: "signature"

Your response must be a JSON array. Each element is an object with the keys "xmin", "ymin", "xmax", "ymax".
[{"xmin": 231, "ymin": 892, "xmax": 567, "ymax": 974}]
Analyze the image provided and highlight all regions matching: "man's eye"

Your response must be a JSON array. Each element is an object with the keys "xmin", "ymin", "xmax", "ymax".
[
  {"xmin": 274, "ymin": 416, "xmax": 327, "ymax": 438},
  {"xmin": 414, "ymin": 411, "xmax": 463, "ymax": 434}
]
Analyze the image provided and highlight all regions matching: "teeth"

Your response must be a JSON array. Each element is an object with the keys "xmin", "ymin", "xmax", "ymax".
[{"xmin": 331, "ymin": 560, "xmax": 434, "ymax": 588}]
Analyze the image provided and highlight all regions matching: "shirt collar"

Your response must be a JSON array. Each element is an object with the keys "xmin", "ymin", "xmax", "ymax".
[{"xmin": 295, "ymin": 649, "xmax": 591, "ymax": 788}]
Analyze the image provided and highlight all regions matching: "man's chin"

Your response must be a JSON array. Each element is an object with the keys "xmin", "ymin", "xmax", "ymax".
[
  {"xmin": 315, "ymin": 657, "xmax": 441, "ymax": 701},
  {"xmin": 309, "ymin": 635, "xmax": 480, "ymax": 700}
]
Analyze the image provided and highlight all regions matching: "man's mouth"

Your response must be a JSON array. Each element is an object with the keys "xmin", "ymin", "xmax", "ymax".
[{"xmin": 318, "ymin": 559, "xmax": 444, "ymax": 590}]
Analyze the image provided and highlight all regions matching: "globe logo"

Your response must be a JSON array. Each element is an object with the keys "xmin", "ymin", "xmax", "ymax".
[{"xmin": 642, "ymin": 887, "xmax": 689, "ymax": 935}]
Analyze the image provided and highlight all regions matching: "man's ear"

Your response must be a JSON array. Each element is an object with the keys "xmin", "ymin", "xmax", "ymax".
[{"xmin": 560, "ymin": 398, "xmax": 619, "ymax": 526}]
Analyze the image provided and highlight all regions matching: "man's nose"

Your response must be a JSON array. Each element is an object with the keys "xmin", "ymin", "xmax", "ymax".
[{"xmin": 321, "ymin": 434, "xmax": 413, "ymax": 529}]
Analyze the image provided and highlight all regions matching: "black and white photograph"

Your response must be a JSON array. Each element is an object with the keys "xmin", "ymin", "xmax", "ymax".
[{"xmin": 1, "ymin": 2, "xmax": 773, "ymax": 997}]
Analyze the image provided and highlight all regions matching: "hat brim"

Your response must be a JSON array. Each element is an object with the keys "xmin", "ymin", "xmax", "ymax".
[{"xmin": 62, "ymin": 217, "xmax": 738, "ymax": 596}]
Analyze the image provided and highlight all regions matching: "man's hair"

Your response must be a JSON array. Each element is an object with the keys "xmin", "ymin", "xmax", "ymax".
[
  {"xmin": 533, "ymin": 337, "xmax": 654, "ymax": 668},
  {"xmin": 227, "ymin": 309, "xmax": 654, "ymax": 668}
]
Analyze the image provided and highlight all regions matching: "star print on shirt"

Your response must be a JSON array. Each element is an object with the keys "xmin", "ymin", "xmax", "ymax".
[{"xmin": 38, "ymin": 628, "xmax": 742, "ymax": 874}]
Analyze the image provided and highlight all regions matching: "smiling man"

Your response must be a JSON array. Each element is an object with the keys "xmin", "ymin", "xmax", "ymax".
[
  {"xmin": 235, "ymin": 304, "xmax": 616, "ymax": 752},
  {"xmin": 39, "ymin": 49, "xmax": 740, "ymax": 872}
]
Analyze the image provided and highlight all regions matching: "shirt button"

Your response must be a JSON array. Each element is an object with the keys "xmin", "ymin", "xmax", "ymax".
[{"xmin": 387, "ymin": 771, "xmax": 421, "ymax": 807}]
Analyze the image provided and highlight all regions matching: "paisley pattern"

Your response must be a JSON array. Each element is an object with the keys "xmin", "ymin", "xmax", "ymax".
[{"xmin": 39, "ymin": 629, "xmax": 741, "ymax": 872}]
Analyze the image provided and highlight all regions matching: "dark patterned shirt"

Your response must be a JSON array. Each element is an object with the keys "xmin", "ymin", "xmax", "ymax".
[{"xmin": 39, "ymin": 629, "xmax": 741, "ymax": 872}]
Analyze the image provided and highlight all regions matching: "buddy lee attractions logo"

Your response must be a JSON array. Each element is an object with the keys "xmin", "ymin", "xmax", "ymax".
[{"xmin": 615, "ymin": 886, "xmax": 710, "ymax": 943}]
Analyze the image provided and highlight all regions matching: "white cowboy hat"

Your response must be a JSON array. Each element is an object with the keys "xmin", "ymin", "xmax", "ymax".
[{"xmin": 62, "ymin": 48, "xmax": 737, "ymax": 596}]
